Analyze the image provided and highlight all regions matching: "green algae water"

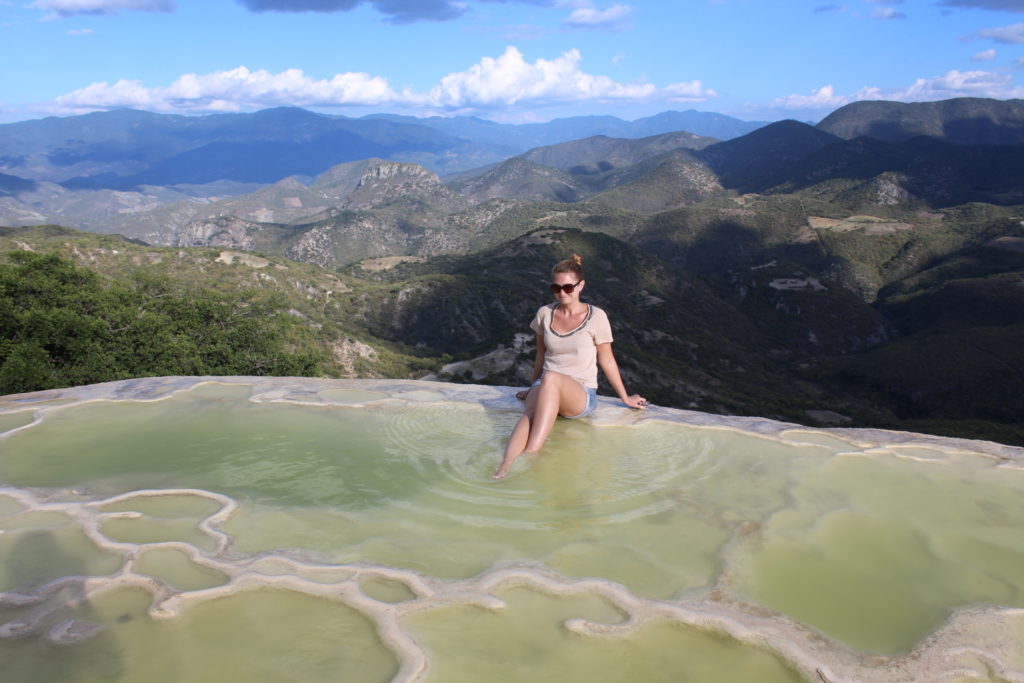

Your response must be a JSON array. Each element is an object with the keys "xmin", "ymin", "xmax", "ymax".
[
  {"xmin": 1, "ymin": 378, "xmax": 1023, "ymax": 682},
  {"xmin": 406, "ymin": 586, "xmax": 801, "ymax": 683},
  {"xmin": 0, "ymin": 587, "xmax": 399, "ymax": 682}
]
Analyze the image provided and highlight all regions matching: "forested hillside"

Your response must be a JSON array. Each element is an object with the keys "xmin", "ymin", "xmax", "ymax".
[
  {"xmin": 0, "ymin": 249, "xmax": 325, "ymax": 393},
  {"xmin": 3, "ymin": 221, "xmax": 1023, "ymax": 446}
]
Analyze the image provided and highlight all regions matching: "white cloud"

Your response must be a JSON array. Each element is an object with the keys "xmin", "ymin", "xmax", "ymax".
[
  {"xmin": 48, "ymin": 47, "xmax": 717, "ymax": 116},
  {"xmin": 894, "ymin": 69, "xmax": 1024, "ymax": 99},
  {"xmin": 53, "ymin": 66, "xmax": 398, "ymax": 113},
  {"xmin": 427, "ymin": 46, "xmax": 639, "ymax": 106},
  {"xmin": 423, "ymin": 46, "xmax": 712, "ymax": 108},
  {"xmin": 56, "ymin": 79, "xmax": 157, "ymax": 110},
  {"xmin": 972, "ymin": 48, "xmax": 997, "ymax": 60},
  {"xmin": 563, "ymin": 3, "xmax": 633, "ymax": 30},
  {"xmin": 975, "ymin": 22, "xmax": 1024, "ymax": 44},
  {"xmin": 771, "ymin": 70, "xmax": 1024, "ymax": 113},
  {"xmin": 662, "ymin": 80, "xmax": 717, "ymax": 102},
  {"xmin": 770, "ymin": 84, "xmax": 849, "ymax": 110},
  {"xmin": 871, "ymin": 6, "xmax": 907, "ymax": 19},
  {"xmin": 33, "ymin": 0, "xmax": 174, "ymax": 16},
  {"xmin": 66, "ymin": 27, "xmax": 94, "ymax": 34}
]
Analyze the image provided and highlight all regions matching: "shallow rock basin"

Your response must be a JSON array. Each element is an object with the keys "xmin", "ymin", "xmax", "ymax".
[{"xmin": 1, "ymin": 377, "xmax": 1023, "ymax": 682}]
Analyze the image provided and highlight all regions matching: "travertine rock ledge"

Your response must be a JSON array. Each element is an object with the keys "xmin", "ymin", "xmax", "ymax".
[
  {"xmin": 1, "ymin": 376, "xmax": 1023, "ymax": 683},
  {"xmin": 2, "ymin": 375, "xmax": 1020, "ymax": 466}
]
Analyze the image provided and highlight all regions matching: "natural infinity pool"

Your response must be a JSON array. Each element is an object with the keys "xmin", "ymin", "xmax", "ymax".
[{"xmin": 1, "ymin": 377, "xmax": 1023, "ymax": 682}]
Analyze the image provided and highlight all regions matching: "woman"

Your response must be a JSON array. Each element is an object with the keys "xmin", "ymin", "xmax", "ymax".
[{"xmin": 494, "ymin": 253, "xmax": 648, "ymax": 479}]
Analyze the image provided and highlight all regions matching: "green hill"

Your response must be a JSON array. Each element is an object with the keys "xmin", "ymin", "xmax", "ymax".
[
  {"xmin": 0, "ymin": 226, "xmax": 449, "ymax": 390},
  {"xmin": 817, "ymin": 97, "xmax": 1024, "ymax": 145}
]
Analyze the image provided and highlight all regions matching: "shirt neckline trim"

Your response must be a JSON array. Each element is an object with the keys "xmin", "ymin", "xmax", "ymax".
[{"xmin": 547, "ymin": 303, "xmax": 593, "ymax": 338}]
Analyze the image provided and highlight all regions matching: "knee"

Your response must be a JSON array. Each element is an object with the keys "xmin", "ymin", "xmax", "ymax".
[
  {"xmin": 538, "ymin": 373, "xmax": 563, "ymax": 394},
  {"xmin": 540, "ymin": 371, "xmax": 568, "ymax": 386}
]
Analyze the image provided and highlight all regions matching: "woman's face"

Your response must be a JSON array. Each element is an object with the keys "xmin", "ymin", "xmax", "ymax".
[{"xmin": 551, "ymin": 270, "xmax": 584, "ymax": 303}]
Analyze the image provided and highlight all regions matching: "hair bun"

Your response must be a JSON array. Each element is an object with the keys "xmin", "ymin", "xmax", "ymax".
[{"xmin": 553, "ymin": 253, "xmax": 585, "ymax": 278}]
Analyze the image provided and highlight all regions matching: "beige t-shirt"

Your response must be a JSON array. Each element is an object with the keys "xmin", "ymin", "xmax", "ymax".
[{"xmin": 530, "ymin": 303, "xmax": 614, "ymax": 389}]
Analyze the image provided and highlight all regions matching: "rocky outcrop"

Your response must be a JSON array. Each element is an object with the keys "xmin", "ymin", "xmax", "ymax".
[
  {"xmin": 342, "ymin": 160, "xmax": 463, "ymax": 212},
  {"xmin": 284, "ymin": 213, "xmax": 415, "ymax": 268},
  {"xmin": 175, "ymin": 215, "xmax": 262, "ymax": 250}
]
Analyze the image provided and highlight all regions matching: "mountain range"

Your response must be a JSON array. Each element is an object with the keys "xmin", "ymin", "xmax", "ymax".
[
  {"xmin": 2, "ymin": 96, "xmax": 1024, "ymax": 445},
  {"xmin": 0, "ymin": 107, "xmax": 766, "ymax": 189},
  {"xmin": 33, "ymin": 113, "xmax": 1018, "ymax": 274}
]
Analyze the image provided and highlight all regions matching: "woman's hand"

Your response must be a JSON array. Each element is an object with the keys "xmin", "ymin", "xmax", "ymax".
[
  {"xmin": 515, "ymin": 389, "xmax": 530, "ymax": 401},
  {"xmin": 622, "ymin": 394, "xmax": 649, "ymax": 410}
]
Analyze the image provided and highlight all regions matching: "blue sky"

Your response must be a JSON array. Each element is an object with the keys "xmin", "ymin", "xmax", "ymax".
[{"xmin": 2, "ymin": 0, "xmax": 1024, "ymax": 124}]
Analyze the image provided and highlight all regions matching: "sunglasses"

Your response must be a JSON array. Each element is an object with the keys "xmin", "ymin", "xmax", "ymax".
[{"xmin": 550, "ymin": 281, "xmax": 582, "ymax": 294}]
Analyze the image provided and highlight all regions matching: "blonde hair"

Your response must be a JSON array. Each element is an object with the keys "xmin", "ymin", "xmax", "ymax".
[{"xmin": 553, "ymin": 253, "xmax": 584, "ymax": 280}]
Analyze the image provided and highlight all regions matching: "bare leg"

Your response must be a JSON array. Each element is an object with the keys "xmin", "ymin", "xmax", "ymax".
[
  {"xmin": 494, "ymin": 390, "xmax": 540, "ymax": 479},
  {"xmin": 523, "ymin": 373, "xmax": 587, "ymax": 452},
  {"xmin": 494, "ymin": 373, "xmax": 587, "ymax": 479}
]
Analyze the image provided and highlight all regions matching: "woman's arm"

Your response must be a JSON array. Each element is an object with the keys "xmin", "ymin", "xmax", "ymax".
[
  {"xmin": 531, "ymin": 334, "xmax": 546, "ymax": 382},
  {"xmin": 596, "ymin": 342, "xmax": 647, "ymax": 409},
  {"xmin": 516, "ymin": 334, "xmax": 547, "ymax": 401}
]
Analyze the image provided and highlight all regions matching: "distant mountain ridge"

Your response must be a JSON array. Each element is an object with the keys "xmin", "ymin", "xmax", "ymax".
[
  {"xmin": 0, "ymin": 172, "xmax": 35, "ymax": 195},
  {"xmin": 0, "ymin": 107, "xmax": 765, "ymax": 191},
  {"xmin": 817, "ymin": 97, "xmax": 1024, "ymax": 145},
  {"xmin": 367, "ymin": 109, "xmax": 765, "ymax": 151},
  {"xmin": 697, "ymin": 120, "xmax": 842, "ymax": 190},
  {"xmin": 450, "ymin": 130, "xmax": 717, "ymax": 207},
  {"xmin": 5, "ymin": 97, "xmax": 1024, "ymax": 199},
  {"xmin": 8, "ymin": 106, "xmax": 1024, "ymax": 248},
  {"xmin": 517, "ymin": 130, "xmax": 716, "ymax": 171}
]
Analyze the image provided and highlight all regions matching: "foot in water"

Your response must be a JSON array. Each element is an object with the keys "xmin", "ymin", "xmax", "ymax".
[
  {"xmin": 493, "ymin": 451, "xmax": 536, "ymax": 479},
  {"xmin": 493, "ymin": 459, "xmax": 513, "ymax": 479}
]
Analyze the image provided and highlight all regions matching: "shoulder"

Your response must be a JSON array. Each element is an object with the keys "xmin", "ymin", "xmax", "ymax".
[
  {"xmin": 534, "ymin": 303, "xmax": 557, "ymax": 318},
  {"xmin": 530, "ymin": 304, "xmax": 554, "ymax": 330},
  {"xmin": 587, "ymin": 304, "xmax": 613, "ymax": 341}
]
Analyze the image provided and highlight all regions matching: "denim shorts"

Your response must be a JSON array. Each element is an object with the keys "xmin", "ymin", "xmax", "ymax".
[{"xmin": 531, "ymin": 378, "xmax": 598, "ymax": 419}]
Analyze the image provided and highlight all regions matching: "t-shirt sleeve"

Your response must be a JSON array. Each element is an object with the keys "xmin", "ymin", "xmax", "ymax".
[
  {"xmin": 529, "ymin": 306, "xmax": 547, "ymax": 335},
  {"xmin": 591, "ymin": 307, "xmax": 613, "ymax": 345}
]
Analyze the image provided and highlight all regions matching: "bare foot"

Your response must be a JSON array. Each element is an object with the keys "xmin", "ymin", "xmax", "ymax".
[
  {"xmin": 493, "ymin": 449, "xmax": 538, "ymax": 479},
  {"xmin": 493, "ymin": 462, "xmax": 512, "ymax": 479}
]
